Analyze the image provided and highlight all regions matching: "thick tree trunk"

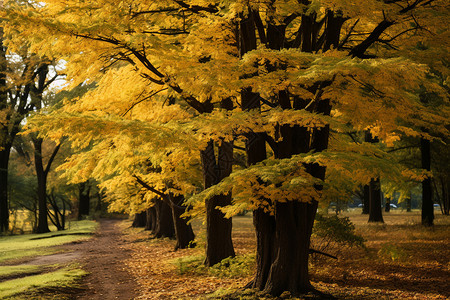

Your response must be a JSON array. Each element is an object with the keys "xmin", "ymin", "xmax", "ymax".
[
  {"xmin": 78, "ymin": 181, "xmax": 91, "ymax": 219},
  {"xmin": 153, "ymin": 199, "xmax": 175, "ymax": 238},
  {"xmin": 368, "ymin": 178, "xmax": 384, "ymax": 223},
  {"xmin": 264, "ymin": 201, "xmax": 317, "ymax": 294},
  {"xmin": 169, "ymin": 194, "xmax": 195, "ymax": 250},
  {"xmin": 201, "ymin": 140, "xmax": 235, "ymax": 266},
  {"xmin": 421, "ymin": 138, "xmax": 434, "ymax": 226},
  {"xmin": 132, "ymin": 211, "xmax": 147, "ymax": 227},
  {"xmin": 145, "ymin": 206, "xmax": 156, "ymax": 231}
]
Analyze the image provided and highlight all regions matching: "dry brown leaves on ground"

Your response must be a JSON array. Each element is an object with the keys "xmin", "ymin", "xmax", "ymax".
[{"xmin": 116, "ymin": 212, "xmax": 450, "ymax": 299}]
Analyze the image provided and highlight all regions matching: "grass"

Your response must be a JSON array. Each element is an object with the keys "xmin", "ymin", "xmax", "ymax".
[
  {"xmin": 0, "ymin": 265, "xmax": 87, "ymax": 299},
  {"xmin": 0, "ymin": 265, "xmax": 43, "ymax": 279},
  {"xmin": 0, "ymin": 220, "xmax": 98, "ymax": 263},
  {"xmin": 0, "ymin": 220, "xmax": 98, "ymax": 299}
]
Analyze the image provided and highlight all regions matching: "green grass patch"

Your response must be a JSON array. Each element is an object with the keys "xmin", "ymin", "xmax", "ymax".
[
  {"xmin": 171, "ymin": 254, "xmax": 255, "ymax": 278},
  {"xmin": 0, "ymin": 220, "xmax": 98, "ymax": 263},
  {"xmin": 0, "ymin": 265, "xmax": 87, "ymax": 299},
  {"xmin": 0, "ymin": 265, "xmax": 43, "ymax": 279}
]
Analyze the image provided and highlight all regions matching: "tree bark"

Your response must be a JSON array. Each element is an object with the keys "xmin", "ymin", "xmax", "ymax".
[
  {"xmin": 0, "ymin": 147, "xmax": 10, "ymax": 232},
  {"xmin": 33, "ymin": 138, "xmax": 50, "ymax": 233},
  {"xmin": 362, "ymin": 185, "xmax": 370, "ymax": 214},
  {"xmin": 201, "ymin": 140, "xmax": 235, "ymax": 266},
  {"xmin": 153, "ymin": 198, "xmax": 175, "ymax": 238},
  {"xmin": 78, "ymin": 181, "xmax": 91, "ymax": 219},
  {"xmin": 365, "ymin": 132, "xmax": 384, "ymax": 223},
  {"xmin": 385, "ymin": 197, "xmax": 391, "ymax": 212},
  {"xmin": 368, "ymin": 178, "xmax": 384, "ymax": 223},
  {"xmin": 169, "ymin": 194, "xmax": 195, "ymax": 250},
  {"xmin": 145, "ymin": 206, "xmax": 156, "ymax": 231},
  {"xmin": 0, "ymin": 31, "xmax": 10, "ymax": 233},
  {"xmin": 421, "ymin": 138, "xmax": 434, "ymax": 226},
  {"xmin": 132, "ymin": 211, "xmax": 147, "ymax": 227}
]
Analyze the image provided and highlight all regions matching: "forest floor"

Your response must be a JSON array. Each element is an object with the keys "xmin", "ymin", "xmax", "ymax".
[
  {"xmin": 107, "ymin": 210, "xmax": 450, "ymax": 300},
  {"xmin": 5, "ymin": 212, "xmax": 448, "ymax": 299}
]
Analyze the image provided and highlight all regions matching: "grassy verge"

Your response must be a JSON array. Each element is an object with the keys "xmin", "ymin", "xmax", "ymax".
[
  {"xmin": 0, "ymin": 220, "xmax": 98, "ymax": 299},
  {"xmin": 0, "ymin": 265, "xmax": 87, "ymax": 299},
  {"xmin": 0, "ymin": 220, "xmax": 98, "ymax": 263}
]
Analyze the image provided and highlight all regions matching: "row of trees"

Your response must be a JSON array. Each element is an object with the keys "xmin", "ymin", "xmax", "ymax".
[{"xmin": 1, "ymin": 0, "xmax": 449, "ymax": 297}]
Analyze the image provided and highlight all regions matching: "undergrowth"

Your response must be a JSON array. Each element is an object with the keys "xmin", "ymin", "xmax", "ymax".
[{"xmin": 172, "ymin": 254, "xmax": 255, "ymax": 278}]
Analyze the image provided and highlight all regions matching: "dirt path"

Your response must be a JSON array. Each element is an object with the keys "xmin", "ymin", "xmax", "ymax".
[{"xmin": 67, "ymin": 219, "xmax": 138, "ymax": 300}]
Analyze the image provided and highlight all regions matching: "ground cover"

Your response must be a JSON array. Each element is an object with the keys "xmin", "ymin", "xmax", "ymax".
[
  {"xmin": 120, "ymin": 210, "xmax": 450, "ymax": 299},
  {"xmin": 0, "ymin": 220, "xmax": 98, "ymax": 299}
]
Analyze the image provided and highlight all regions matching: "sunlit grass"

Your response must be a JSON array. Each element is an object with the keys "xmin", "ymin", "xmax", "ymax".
[
  {"xmin": 0, "ymin": 265, "xmax": 87, "ymax": 299},
  {"xmin": 0, "ymin": 265, "xmax": 42, "ymax": 278},
  {"xmin": 0, "ymin": 220, "xmax": 98, "ymax": 263}
]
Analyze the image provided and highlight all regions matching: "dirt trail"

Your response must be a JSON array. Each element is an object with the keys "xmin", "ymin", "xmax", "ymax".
[{"xmin": 68, "ymin": 219, "xmax": 138, "ymax": 300}]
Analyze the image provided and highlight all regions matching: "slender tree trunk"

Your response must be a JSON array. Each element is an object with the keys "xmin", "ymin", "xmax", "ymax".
[
  {"xmin": 406, "ymin": 196, "xmax": 412, "ymax": 212},
  {"xmin": 0, "ymin": 30, "xmax": 9, "ymax": 233},
  {"xmin": 78, "ymin": 181, "xmax": 91, "ymax": 219},
  {"xmin": 385, "ymin": 197, "xmax": 391, "ymax": 212},
  {"xmin": 441, "ymin": 177, "xmax": 449, "ymax": 215},
  {"xmin": 362, "ymin": 185, "xmax": 370, "ymax": 214},
  {"xmin": 0, "ymin": 148, "xmax": 10, "ymax": 232},
  {"xmin": 421, "ymin": 138, "xmax": 434, "ymax": 226},
  {"xmin": 33, "ymin": 138, "xmax": 50, "ymax": 233}
]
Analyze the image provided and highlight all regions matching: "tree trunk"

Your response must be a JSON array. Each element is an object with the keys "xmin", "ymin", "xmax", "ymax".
[
  {"xmin": 78, "ymin": 181, "xmax": 91, "ymax": 219},
  {"xmin": 201, "ymin": 140, "xmax": 235, "ymax": 266},
  {"xmin": 421, "ymin": 138, "xmax": 434, "ymax": 226},
  {"xmin": 406, "ymin": 196, "xmax": 412, "ymax": 212},
  {"xmin": 169, "ymin": 194, "xmax": 195, "ymax": 250},
  {"xmin": 153, "ymin": 199, "xmax": 175, "ymax": 238},
  {"xmin": 362, "ymin": 185, "xmax": 370, "ymax": 214},
  {"xmin": 0, "ymin": 148, "xmax": 10, "ymax": 232},
  {"xmin": 385, "ymin": 197, "xmax": 391, "ymax": 212},
  {"xmin": 264, "ymin": 201, "xmax": 317, "ymax": 294},
  {"xmin": 145, "ymin": 206, "xmax": 156, "ymax": 231},
  {"xmin": 33, "ymin": 138, "xmax": 50, "ymax": 233},
  {"xmin": 368, "ymin": 178, "xmax": 384, "ymax": 223},
  {"xmin": 0, "ymin": 32, "xmax": 9, "ymax": 233},
  {"xmin": 441, "ymin": 177, "xmax": 449, "ymax": 215},
  {"xmin": 132, "ymin": 211, "xmax": 146, "ymax": 227}
]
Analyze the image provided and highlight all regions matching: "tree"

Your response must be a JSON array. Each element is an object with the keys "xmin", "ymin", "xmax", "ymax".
[{"xmin": 6, "ymin": 0, "xmax": 449, "ymax": 297}]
